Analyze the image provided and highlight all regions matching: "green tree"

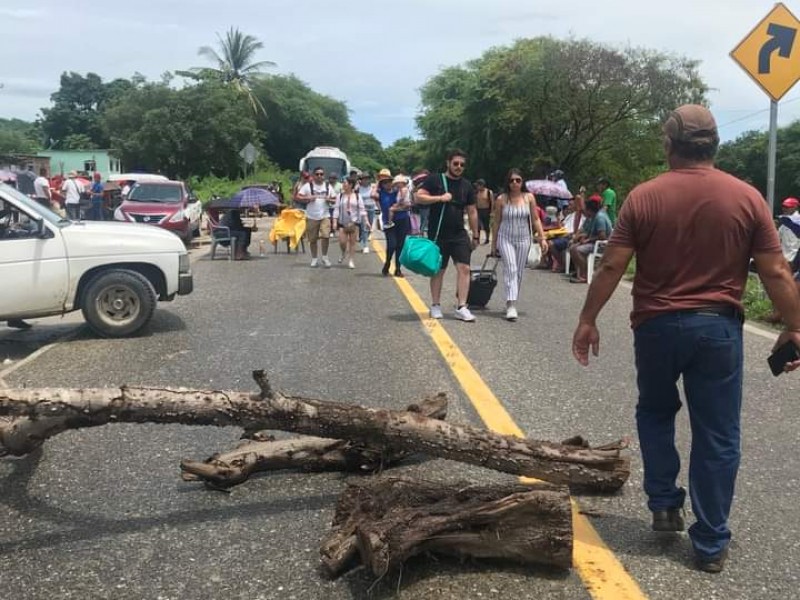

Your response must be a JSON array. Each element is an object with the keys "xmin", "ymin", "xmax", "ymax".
[
  {"xmin": 383, "ymin": 137, "xmax": 429, "ymax": 175},
  {"xmin": 39, "ymin": 72, "xmax": 134, "ymax": 148},
  {"xmin": 0, "ymin": 118, "xmax": 40, "ymax": 154},
  {"xmin": 183, "ymin": 27, "xmax": 275, "ymax": 114},
  {"xmin": 252, "ymin": 75, "xmax": 353, "ymax": 170},
  {"xmin": 717, "ymin": 121, "xmax": 800, "ymax": 211},
  {"xmin": 417, "ymin": 37, "xmax": 708, "ymax": 190},
  {"xmin": 102, "ymin": 80, "xmax": 260, "ymax": 179}
]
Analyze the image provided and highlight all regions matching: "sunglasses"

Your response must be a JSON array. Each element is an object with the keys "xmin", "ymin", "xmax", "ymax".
[
  {"xmin": 509, "ymin": 178, "xmax": 522, "ymax": 183},
  {"xmin": 451, "ymin": 161, "xmax": 465, "ymax": 167},
  {"xmin": 313, "ymin": 172, "xmax": 324, "ymax": 176}
]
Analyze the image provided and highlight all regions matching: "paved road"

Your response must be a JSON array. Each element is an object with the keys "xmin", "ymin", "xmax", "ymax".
[{"xmin": 1, "ymin": 228, "xmax": 799, "ymax": 599}]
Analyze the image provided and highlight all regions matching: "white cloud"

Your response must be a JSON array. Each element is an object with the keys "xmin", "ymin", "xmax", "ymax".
[{"xmin": 0, "ymin": 8, "xmax": 45, "ymax": 19}]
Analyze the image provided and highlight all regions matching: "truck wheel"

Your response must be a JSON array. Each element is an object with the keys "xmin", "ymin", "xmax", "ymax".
[{"xmin": 81, "ymin": 270, "xmax": 157, "ymax": 338}]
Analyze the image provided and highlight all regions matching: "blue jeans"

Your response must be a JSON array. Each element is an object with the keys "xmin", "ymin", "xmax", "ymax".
[
  {"xmin": 360, "ymin": 206, "xmax": 376, "ymax": 247},
  {"xmin": 634, "ymin": 310, "xmax": 743, "ymax": 559}
]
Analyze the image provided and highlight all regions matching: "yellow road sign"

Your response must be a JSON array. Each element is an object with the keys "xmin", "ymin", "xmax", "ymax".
[{"xmin": 730, "ymin": 3, "xmax": 800, "ymax": 101}]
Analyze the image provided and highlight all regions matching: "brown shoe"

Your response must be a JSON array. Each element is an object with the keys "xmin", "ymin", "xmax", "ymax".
[{"xmin": 695, "ymin": 547, "xmax": 728, "ymax": 573}]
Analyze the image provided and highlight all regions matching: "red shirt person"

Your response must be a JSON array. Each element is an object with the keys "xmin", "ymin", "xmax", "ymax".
[{"xmin": 571, "ymin": 104, "xmax": 800, "ymax": 573}]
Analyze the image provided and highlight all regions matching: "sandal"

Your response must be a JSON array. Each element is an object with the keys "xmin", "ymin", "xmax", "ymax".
[{"xmin": 569, "ymin": 276, "xmax": 587, "ymax": 283}]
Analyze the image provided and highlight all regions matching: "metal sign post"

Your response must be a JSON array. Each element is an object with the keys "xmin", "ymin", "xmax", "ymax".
[{"xmin": 730, "ymin": 2, "xmax": 800, "ymax": 211}]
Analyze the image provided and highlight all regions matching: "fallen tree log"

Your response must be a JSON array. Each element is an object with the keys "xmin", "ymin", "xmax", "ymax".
[
  {"xmin": 180, "ymin": 396, "xmax": 449, "ymax": 489},
  {"xmin": 321, "ymin": 477, "xmax": 573, "ymax": 578},
  {"xmin": 0, "ymin": 371, "xmax": 630, "ymax": 492}
]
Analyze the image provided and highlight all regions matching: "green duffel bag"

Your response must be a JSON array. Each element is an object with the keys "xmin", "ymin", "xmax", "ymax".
[{"xmin": 400, "ymin": 235, "xmax": 442, "ymax": 276}]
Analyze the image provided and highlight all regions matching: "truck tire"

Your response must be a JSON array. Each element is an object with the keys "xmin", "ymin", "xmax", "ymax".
[{"xmin": 81, "ymin": 270, "xmax": 157, "ymax": 338}]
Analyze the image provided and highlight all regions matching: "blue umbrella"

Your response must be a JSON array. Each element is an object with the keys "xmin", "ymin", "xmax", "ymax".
[{"xmin": 229, "ymin": 187, "xmax": 280, "ymax": 208}]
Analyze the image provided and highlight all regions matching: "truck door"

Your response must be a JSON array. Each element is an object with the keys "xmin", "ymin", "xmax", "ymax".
[{"xmin": 0, "ymin": 197, "xmax": 70, "ymax": 317}]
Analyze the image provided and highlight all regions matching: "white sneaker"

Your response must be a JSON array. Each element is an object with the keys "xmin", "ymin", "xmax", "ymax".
[
  {"xmin": 506, "ymin": 306, "xmax": 518, "ymax": 321},
  {"xmin": 310, "ymin": 258, "xmax": 318, "ymax": 268},
  {"xmin": 338, "ymin": 255, "xmax": 344, "ymax": 264},
  {"xmin": 454, "ymin": 305, "xmax": 476, "ymax": 322},
  {"xmin": 429, "ymin": 305, "xmax": 444, "ymax": 319},
  {"xmin": 321, "ymin": 256, "xmax": 332, "ymax": 268},
  {"xmin": 362, "ymin": 247, "xmax": 369, "ymax": 254},
  {"xmin": 348, "ymin": 260, "xmax": 355, "ymax": 269}
]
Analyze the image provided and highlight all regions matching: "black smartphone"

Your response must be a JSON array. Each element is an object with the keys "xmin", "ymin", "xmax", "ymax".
[{"xmin": 768, "ymin": 340, "xmax": 800, "ymax": 376}]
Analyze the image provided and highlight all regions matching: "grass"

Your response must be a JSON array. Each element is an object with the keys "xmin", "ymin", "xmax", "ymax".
[{"xmin": 189, "ymin": 163, "xmax": 294, "ymax": 206}]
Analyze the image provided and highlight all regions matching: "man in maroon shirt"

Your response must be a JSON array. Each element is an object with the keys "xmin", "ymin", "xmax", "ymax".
[{"xmin": 572, "ymin": 104, "xmax": 800, "ymax": 573}]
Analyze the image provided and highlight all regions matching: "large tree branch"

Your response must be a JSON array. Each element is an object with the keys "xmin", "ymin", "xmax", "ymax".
[{"xmin": 0, "ymin": 374, "xmax": 630, "ymax": 492}]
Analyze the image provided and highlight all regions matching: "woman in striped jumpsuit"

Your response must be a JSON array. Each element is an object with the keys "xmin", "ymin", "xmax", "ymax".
[{"xmin": 491, "ymin": 168, "xmax": 548, "ymax": 321}]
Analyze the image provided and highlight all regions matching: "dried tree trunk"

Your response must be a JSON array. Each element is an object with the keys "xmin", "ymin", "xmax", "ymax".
[
  {"xmin": 0, "ymin": 372, "xmax": 630, "ymax": 492},
  {"xmin": 180, "ymin": 396, "xmax": 449, "ymax": 489},
  {"xmin": 321, "ymin": 477, "xmax": 573, "ymax": 579}
]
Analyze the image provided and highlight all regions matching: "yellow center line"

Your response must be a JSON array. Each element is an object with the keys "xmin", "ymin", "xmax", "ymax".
[{"xmin": 372, "ymin": 239, "xmax": 647, "ymax": 600}]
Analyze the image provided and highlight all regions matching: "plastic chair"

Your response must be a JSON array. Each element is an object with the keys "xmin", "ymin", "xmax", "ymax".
[
  {"xmin": 565, "ymin": 240, "xmax": 607, "ymax": 282},
  {"xmin": 207, "ymin": 213, "xmax": 241, "ymax": 261},
  {"xmin": 269, "ymin": 208, "xmax": 306, "ymax": 253},
  {"xmin": 586, "ymin": 240, "xmax": 608, "ymax": 284}
]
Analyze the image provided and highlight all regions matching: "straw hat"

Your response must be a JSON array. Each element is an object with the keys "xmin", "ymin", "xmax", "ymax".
[
  {"xmin": 377, "ymin": 168, "xmax": 392, "ymax": 182},
  {"xmin": 392, "ymin": 175, "xmax": 408, "ymax": 186}
]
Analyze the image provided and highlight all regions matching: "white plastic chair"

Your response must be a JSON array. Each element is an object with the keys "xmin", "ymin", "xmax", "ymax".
[
  {"xmin": 587, "ymin": 240, "xmax": 608, "ymax": 284},
  {"xmin": 565, "ymin": 240, "xmax": 608, "ymax": 283}
]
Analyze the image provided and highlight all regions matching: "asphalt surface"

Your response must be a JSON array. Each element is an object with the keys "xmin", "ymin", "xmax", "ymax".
[{"xmin": 1, "ymin": 224, "xmax": 799, "ymax": 599}]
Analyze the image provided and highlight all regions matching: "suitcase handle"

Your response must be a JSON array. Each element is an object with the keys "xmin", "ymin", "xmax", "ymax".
[{"xmin": 480, "ymin": 255, "xmax": 500, "ymax": 275}]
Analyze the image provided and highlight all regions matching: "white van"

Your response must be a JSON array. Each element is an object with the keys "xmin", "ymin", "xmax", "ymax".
[{"xmin": 298, "ymin": 147, "xmax": 351, "ymax": 178}]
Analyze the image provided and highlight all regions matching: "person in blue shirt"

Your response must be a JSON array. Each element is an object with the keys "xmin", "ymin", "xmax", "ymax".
[
  {"xmin": 568, "ymin": 195, "xmax": 612, "ymax": 283},
  {"xmin": 89, "ymin": 172, "xmax": 105, "ymax": 220},
  {"xmin": 374, "ymin": 170, "xmax": 411, "ymax": 277}
]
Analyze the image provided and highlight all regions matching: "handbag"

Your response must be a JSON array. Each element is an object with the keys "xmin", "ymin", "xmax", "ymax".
[
  {"xmin": 399, "ymin": 174, "xmax": 447, "ymax": 277},
  {"xmin": 526, "ymin": 194, "xmax": 542, "ymax": 268}
]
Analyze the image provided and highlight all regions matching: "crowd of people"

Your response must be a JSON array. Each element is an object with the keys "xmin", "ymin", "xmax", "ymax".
[{"xmin": 281, "ymin": 153, "xmax": 620, "ymax": 322}]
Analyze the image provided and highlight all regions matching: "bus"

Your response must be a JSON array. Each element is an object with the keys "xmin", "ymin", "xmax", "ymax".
[{"xmin": 298, "ymin": 147, "xmax": 351, "ymax": 179}]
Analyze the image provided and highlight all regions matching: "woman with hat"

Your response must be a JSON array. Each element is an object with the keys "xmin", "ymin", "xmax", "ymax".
[{"xmin": 373, "ymin": 169, "xmax": 411, "ymax": 277}]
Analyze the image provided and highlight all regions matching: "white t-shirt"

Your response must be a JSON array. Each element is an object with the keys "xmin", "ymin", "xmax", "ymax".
[
  {"xmin": 298, "ymin": 182, "xmax": 336, "ymax": 220},
  {"xmin": 61, "ymin": 179, "xmax": 83, "ymax": 205},
  {"xmin": 34, "ymin": 176, "xmax": 51, "ymax": 198}
]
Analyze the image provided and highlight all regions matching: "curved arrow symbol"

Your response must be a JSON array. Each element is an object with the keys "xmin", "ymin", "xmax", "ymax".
[{"xmin": 759, "ymin": 23, "xmax": 797, "ymax": 74}]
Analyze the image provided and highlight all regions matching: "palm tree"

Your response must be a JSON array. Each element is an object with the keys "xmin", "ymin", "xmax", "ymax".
[{"xmin": 192, "ymin": 27, "xmax": 275, "ymax": 114}]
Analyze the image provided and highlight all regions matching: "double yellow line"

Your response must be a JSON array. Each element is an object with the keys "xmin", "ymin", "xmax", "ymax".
[{"xmin": 372, "ymin": 242, "xmax": 646, "ymax": 600}]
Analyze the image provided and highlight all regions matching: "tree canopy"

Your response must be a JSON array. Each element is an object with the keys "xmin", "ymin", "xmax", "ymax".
[
  {"xmin": 417, "ymin": 37, "xmax": 708, "ymax": 190},
  {"xmin": 717, "ymin": 121, "xmax": 800, "ymax": 208}
]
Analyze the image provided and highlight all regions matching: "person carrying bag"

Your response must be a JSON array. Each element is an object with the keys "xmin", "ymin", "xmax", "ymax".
[{"xmin": 400, "ymin": 175, "xmax": 447, "ymax": 277}]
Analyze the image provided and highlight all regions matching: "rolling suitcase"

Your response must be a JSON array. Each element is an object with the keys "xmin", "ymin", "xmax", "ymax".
[{"xmin": 467, "ymin": 255, "xmax": 499, "ymax": 309}]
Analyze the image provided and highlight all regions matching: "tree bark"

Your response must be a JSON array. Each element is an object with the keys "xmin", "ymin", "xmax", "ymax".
[
  {"xmin": 0, "ymin": 372, "xmax": 630, "ymax": 492},
  {"xmin": 180, "ymin": 396, "xmax": 449, "ymax": 489},
  {"xmin": 321, "ymin": 477, "xmax": 573, "ymax": 579}
]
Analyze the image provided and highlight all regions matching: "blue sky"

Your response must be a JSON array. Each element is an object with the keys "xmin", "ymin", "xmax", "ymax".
[{"xmin": 1, "ymin": 0, "xmax": 799, "ymax": 147}]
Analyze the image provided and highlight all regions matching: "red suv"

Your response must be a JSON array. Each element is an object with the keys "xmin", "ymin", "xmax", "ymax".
[{"xmin": 114, "ymin": 180, "xmax": 201, "ymax": 244}]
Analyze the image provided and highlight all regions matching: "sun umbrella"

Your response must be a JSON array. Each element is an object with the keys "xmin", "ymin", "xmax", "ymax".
[
  {"xmin": 229, "ymin": 187, "xmax": 280, "ymax": 208},
  {"xmin": 525, "ymin": 179, "xmax": 573, "ymax": 200}
]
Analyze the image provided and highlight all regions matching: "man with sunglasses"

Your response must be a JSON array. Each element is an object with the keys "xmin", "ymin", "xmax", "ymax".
[
  {"xmin": 297, "ymin": 168, "xmax": 337, "ymax": 267},
  {"xmin": 415, "ymin": 149, "xmax": 480, "ymax": 321}
]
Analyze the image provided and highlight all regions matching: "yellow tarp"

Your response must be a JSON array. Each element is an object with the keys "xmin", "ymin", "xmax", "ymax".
[
  {"xmin": 544, "ymin": 227, "xmax": 569, "ymax": 240},
  {"xmin": 269, "ymin": 208, "xmax": 307, "ymax": 250}
]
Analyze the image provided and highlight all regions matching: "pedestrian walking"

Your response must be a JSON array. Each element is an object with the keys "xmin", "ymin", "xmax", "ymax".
[
  {"xmin": 415, "ymin": 149, "xmax": 480, "ymax": 321},
  {"xmin": 357, "ymin": 172, "xmax": 376, "ymax": 253},
  {"xmin": 89, "ymin": 172, "xmax": 105, "ymax": 220},
  {"xmin": 571, "ymin": 104, "xmax": 800, "ymax": 573},
  {"xmin": 296, "ymin": 168, "xmax": 337, "ymax": 267},
  {"xmin": 33, "ymin": 168, "xmax": 51, "ymax": 209},
  {"xmin": 376, "ymin": 172, "xmax": 411, "ymax": 277},
  {"xmin": 333, "ymin": 177, "xmax": 368, "ymax": 269},
  {"xmin": 490, "ymin": 168, "xmax": 547, "ymax": 321},
  {"xmin": 475, "ymin": 178, "xmax": 493, "ymax": 245},
  {"xmin": 61, "ymin": 171, "xmax": 83, "ymax": 220}
]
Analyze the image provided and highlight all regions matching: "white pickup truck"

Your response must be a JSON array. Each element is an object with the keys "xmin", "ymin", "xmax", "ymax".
[{"xmin": 0, "ymin": 182, "xmax": 193, "ymax": 337}]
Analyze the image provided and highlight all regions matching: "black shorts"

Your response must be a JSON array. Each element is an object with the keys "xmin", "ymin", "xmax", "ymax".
[{"xmin": 437, "ymin": 232, "xmax": 472, "ymax": 266}]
